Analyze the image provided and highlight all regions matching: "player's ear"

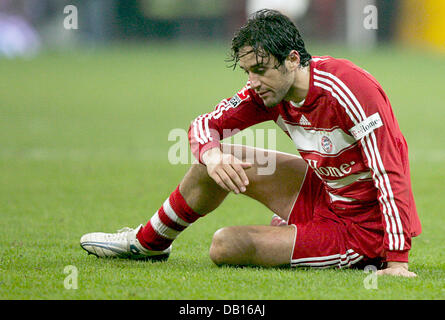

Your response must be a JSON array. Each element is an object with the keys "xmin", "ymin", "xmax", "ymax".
[{"xmin": 286, "ymin": 50, "xmax": 301, "ymax": 71}]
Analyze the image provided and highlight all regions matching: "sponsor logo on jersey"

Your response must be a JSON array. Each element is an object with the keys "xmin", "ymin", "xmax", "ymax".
[
  {"xmin": 321, "ymin": 136, "xmax": 333, "ymax": 153},
  {"xmin": 349, "ymin": 112, "xmax": 383, "ymax": 140},
  {"xmin": 307, "ymin": 159, "xmax": 356, "ymax": 178},
  {"xmin": 299, "ymin": 114, "xmax": 311, "ymax": 126},
  {"xmin": 229, "ymin": 95, "xmax": 241, "ymax": 107},
  {"xmin": 229, "ymin": 86, "xmax": 250, "ymax": 108}
]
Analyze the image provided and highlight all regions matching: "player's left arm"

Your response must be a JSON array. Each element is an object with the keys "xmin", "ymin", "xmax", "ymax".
[{"xmin": 339, "ymin": 68, "xmax": 417, "ymax": 276}]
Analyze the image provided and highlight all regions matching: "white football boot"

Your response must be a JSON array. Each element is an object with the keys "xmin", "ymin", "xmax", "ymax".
[{"xmin": 80, "ymin": 224, "xmax": 171, "ymax": 261}]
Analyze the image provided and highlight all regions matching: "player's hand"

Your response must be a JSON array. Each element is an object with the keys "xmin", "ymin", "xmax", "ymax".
[
  {"xmin": 376, "ymin": 262, "xmax": 417, "ymax": 277},
  {"xmin": 202, "ymin": 147, "xmax": 252, "ymax": 194}
]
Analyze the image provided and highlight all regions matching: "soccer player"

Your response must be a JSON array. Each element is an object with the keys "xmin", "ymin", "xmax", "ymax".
[{"xmin": 80, "ymin": 9, "xmax": 421, "ymax": 277}]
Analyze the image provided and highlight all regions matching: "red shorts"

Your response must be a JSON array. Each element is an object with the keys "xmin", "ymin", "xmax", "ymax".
[{"xmin": 287, "ymin": 168, "xmax": 384, "ymax": 269}]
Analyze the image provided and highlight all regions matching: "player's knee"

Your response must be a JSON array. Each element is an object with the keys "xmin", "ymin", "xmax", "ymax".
[
  {"xmin": 209, "ymin": 227, "xmax": 230, "ymax": 265},
  {"xmin": 209, "ymin": 227, "xmax": 253, "ymax": 266}
]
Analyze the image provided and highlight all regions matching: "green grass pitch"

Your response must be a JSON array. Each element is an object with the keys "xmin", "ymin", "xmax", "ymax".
[{"xmin": 1, "ymin": 43, "xmax": 444, "ymax": 300}]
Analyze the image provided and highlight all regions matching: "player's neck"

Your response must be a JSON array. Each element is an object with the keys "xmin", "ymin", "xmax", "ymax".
[{"xmin": 286, "ymin": 65, "xmax": 310, "ymax": 105}]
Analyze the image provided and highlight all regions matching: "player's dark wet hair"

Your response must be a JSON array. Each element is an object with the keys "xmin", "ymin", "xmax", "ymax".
[{"xmin": 229, "ymin": 9, "xmax": 311, "ymax": 70}]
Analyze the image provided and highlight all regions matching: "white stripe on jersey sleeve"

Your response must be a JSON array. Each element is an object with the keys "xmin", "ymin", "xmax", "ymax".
[
  {"xmin": 204, "ymin": 116, "xmax": 212, "ymax": 142},
  {"xmin": 197, "ymin": 115, "xmax": 208, "ymax": 144},
  {"xmin": 192, "ymin": 119, "xmax": 205, "ymax": 145}
]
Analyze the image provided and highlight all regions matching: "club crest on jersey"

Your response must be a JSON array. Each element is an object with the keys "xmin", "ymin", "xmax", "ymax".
[{"xmin": 321, "ymin": 136, "xmax": 333, "ymax": 153}]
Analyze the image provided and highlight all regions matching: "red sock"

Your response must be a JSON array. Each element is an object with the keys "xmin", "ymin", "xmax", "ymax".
[{"xmin": 136, "ymin": 185, "xmax": 203, "ymax": 251}]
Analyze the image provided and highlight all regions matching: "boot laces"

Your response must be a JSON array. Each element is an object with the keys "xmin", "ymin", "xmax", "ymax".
[{"xmin": 104, "ymin": 227, "xmax": 134, "ymax": 242}]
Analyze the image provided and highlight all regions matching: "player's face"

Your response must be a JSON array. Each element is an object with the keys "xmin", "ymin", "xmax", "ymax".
[{"xmin": 238, "ymin": 47, "xmax": 295, "ymax": 107}]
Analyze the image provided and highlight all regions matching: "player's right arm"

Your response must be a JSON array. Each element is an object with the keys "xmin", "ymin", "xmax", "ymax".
[
  {"xmin": 201, "ymin": 147, "xmax": 252, "ymax": 194},
  {"xmin": 188, "ymin": 82, "xmax": 277, "ymax": 194}
]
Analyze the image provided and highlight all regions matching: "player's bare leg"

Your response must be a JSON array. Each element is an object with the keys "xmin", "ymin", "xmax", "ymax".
[
  {"xmin": 209, "ymin": 225, "xmax": 297, "ymax": 267},
  {"xmin": 180, "ymin": 144, "xmax": 307, "ymax": 267}
]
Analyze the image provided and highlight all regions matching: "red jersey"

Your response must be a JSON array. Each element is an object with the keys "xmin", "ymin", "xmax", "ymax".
[{"xmin": 188, "ymin": 56, "xmax": 421, "ymax": 262}]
